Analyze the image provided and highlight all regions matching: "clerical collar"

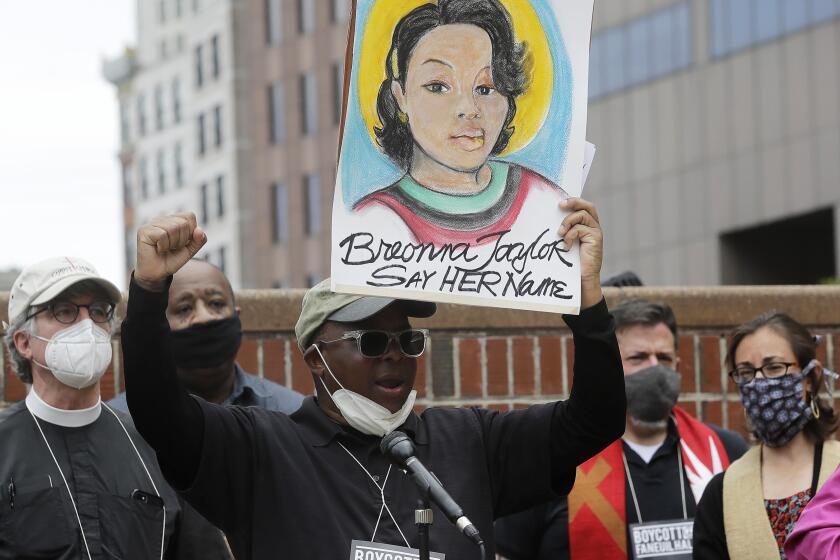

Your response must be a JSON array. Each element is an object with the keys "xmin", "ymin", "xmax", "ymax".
[{"xmin": 25, "ymin": 389, "xmax": 102, "ymax": 427}]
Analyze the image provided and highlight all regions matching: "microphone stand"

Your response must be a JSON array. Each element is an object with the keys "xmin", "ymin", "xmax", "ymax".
[{"xmin": 415, "ymin": 498, "xmax": 433, "ymax": 560}]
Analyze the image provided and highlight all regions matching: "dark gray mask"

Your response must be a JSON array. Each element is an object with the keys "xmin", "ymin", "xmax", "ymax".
[{"xmin": 625, "ymin": 365, "xmax": 682, "ymax": 423}]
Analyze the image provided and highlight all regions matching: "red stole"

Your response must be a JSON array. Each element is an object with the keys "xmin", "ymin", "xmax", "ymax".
[{"xmin": 567, "ymin": 407, "xmax": 731, "ymax": 559}]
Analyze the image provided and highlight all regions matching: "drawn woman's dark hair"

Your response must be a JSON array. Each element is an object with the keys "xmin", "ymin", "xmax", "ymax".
[{"xmin": 375, "ymin": 0, "xmax": 529, "ymax": 169}]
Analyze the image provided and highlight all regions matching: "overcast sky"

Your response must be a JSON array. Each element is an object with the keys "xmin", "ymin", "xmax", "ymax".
[{"xmin": 0, "ymin": 1, "xmax": 135, "ymax": 288}]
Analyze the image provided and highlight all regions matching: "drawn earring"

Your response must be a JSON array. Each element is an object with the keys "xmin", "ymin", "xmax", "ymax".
[{"xmin": 398, "ymin": 111, "xmax": 408, "ymax": 124}]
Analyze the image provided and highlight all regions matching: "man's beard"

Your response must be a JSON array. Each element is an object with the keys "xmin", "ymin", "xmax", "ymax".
[{"xmin": 625, "ymin": 365, "xmax": 682, "ymax": 430}]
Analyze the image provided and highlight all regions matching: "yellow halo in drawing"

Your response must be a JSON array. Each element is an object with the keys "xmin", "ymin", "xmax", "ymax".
[{"xmin": 356, "ymin": 0, "xmax": 553, "ymax": 157}]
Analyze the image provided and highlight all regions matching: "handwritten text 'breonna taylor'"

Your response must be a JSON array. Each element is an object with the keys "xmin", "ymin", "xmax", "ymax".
[{"xmin": 338, "ymin": 229, "xmax": 574, "ymax": 300}]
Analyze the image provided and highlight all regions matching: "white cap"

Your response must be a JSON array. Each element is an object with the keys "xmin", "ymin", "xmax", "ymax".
[{"xmin": 7, "ymin": 257, "xmax": 122, "ymax": 326}]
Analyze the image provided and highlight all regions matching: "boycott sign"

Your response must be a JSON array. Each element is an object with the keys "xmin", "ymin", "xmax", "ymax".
[
  {"xmin": 349, "ymin": 540, "xmax": 445, "ymax": 560},
  {"xmin": 331, "ymin": 0, "xmax": 595, "ymax": 314},
  {"xmin": 629, "ymin": 519, "xmax": 693, "ymax": 559}
]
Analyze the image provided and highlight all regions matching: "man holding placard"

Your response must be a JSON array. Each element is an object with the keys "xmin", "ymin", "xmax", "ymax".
[{"xmin": 120, "ymin": 194, "xmax": 623, "ymax": 558}]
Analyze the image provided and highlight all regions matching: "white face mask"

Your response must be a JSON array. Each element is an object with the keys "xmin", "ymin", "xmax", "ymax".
[
  {"xmin": 32, "ymin": 319, "xmax": 113, "ymax": 390},
  {"xmin": 312, "ymin": 345, "xmax": 416, "ymax": 437}
]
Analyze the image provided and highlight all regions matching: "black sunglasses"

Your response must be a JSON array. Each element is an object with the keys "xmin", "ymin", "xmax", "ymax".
[{"xmin": 319, "ymin": 329, "xmax": 429, "ymax": 358}]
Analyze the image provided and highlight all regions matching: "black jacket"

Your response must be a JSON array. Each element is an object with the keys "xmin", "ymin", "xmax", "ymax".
[{"xmin": 121, "ymin": 278, "xmax": 626, "ymax": 559}]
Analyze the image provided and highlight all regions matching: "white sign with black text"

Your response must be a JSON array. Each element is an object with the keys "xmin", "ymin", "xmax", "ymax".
[
  {"xmin": 628, "ymin": 519, "xmax": 693, "ymax": 559},
  {"xmin": 349, "ymin": 540, "xmax": 445, "ymax": 560}
]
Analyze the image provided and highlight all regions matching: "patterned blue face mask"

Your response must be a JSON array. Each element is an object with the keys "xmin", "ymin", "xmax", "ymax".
[{"xmin": 737, "ymin": 361, "xmax": 817, "ymax": 448}]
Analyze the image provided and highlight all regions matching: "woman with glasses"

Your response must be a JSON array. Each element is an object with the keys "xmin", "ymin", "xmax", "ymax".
[{"xmin": 693, "ymin": 312, "xmax": 840, "ymax": 559}]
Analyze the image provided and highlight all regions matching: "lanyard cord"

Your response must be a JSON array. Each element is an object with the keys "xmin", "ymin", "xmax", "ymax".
[
  {"xmin": 29, "ymin": 406, "xmax": 167, "ymax": 560},
  {"xmin": 103, "ymin": 404, "xmax": 166, "ymax": 560},
  {"xmin": 30, "ymin": 411, "xmax": 94, "ymax": 560},
  {"xmin": 337, "ymin": 441, "xmax": 411, "ymax": 547},
  {"xmin": 622, "ymin": 445, "xmax": 689, "ymax": 524}
]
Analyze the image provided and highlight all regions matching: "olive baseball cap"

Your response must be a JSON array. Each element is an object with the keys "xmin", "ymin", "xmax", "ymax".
[
  {"xmin": 295, "ymin": 278, "xmax": 436, "ymax": 350},
  {"xmin": 7, "ymin": 256, "xmax": 121, "ymax": 326}
]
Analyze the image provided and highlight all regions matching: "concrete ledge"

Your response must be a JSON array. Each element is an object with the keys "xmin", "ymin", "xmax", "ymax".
[{"xmin": 2, "ymin": 285, "xmax": 839, "ymax": 333}]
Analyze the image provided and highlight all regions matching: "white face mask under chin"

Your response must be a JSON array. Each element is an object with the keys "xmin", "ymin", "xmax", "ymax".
[
  {"xmin": 32, "ymin": 319, "xmax": 113, "ymax": 390},
  {"xmin": 312, "ymin": 344, "xmax": 416, "ymax": 437}
]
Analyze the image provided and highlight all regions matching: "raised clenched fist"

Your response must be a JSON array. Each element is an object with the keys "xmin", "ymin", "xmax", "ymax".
[{"xmin": 135, "ymin": 213, "xmax": 207, "ymax": 291}]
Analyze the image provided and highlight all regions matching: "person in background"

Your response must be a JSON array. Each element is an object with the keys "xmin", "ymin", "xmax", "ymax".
[
  {"xmin": 693, "ymin": 312, "xmax": 840, "ymax": 559},
  {"xmin": 0, "ymin": 257, "xmax": 218, "ymax": 559},
  {"xmin": 110, "ymin": 258, "xmax": 303, "ymax": 413},
  {"xmin": 495, "ymin": 299, "xmax": 748, "ymax": 560}
]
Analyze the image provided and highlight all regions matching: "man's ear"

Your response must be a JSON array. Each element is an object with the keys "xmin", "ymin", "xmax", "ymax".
[
  {"xmin": 303, "ymin": 345, "xmax": 326, "ymax": 377},
  {"xmin": 235, "ymin": 305, "xmax": 242, "ymax": 315},
  {"xmin": 13, "ymin": 330, "xmax": 33, "ymax": 361},
  {"xmin": 675, "ymin": 355, "xmax": 681, "ymax": 371}
]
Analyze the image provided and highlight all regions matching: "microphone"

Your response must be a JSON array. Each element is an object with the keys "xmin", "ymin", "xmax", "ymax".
[{"xmin": 380, "ymin": 431, "xmax": 484, "ymax": 548}]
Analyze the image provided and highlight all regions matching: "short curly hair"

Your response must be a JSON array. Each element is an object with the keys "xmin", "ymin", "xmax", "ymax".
[{"xmin": 375, "ymin": 0, "xmax": 530, "ymax": 169}]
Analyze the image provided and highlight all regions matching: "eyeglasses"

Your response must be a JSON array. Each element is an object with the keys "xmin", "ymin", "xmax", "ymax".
[
  {"xmin": 26, "ymin": 301, "xmax": 115, "ymax": 325},
  {"xmin": 319, "ymin": 329, "xmax": 429, "ymax": 358},
  {"xmin": 728, "ymin": 361, "xmax": 797, "ymax": 384}
]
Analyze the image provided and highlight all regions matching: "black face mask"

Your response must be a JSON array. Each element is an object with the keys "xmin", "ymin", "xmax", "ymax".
[
  {"xmin": 170, "ymin": 314, "xmax": 242, "ymax": 369},
  {"xmin": 625, "ymin": 364, "xmax": 682, "ymax": 423}
]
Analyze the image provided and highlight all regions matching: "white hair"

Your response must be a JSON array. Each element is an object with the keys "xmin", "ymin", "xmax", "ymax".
[{"xmin": 3, "ymin": 314, "xmax": 37, "ymax": 384}]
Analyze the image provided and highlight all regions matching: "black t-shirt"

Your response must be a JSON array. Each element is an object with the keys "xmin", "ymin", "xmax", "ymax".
[
  {"xmin": 121, "ymin": 278, "xmax": 626, "ymax": 559},
  {"xmin": 495, "ymin": 421, "xmax": 749, "ymax": 560}
]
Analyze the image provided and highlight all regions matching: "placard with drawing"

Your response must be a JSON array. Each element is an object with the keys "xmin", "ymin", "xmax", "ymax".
[{"xmin": 332, "ymin": 0, "xmax": 594, "ymax": 313}]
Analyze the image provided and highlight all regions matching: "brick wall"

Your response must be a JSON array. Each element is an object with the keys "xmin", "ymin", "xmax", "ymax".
[{"xmin": 3, "ymin": 286, "xmax": 840, "ymax": 440}]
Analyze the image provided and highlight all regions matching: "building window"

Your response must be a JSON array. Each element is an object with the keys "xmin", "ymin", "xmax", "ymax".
[
  {"xmin": 175, "ymin": 0, "xmax": 183, "ymax": 18},
  {"xmin": 136, "ymin": 94, "xmax": 147, "ymax": 137},
  {"xmin": 194, "ymin": 44, "xmax": 204, "ymax": 88},
  {"xmin": 174, "ymin": 142, "xmax": 184, "ymax": 188},
  {"xmin": 720, "ymin": 208, "xmax": 836, "ymax": 284},
  {"xmin": 216, "ymin": 175, "xmax": 225, "ymax": 218},
  {"xmin": 119, "ymin": 101, "xmax": 131, "ymax": 143},
  {"xmin": 200, "ymin": 183, "xmax": 209, "ymax": 224},
  {"xmin": 218, "ymin": 246, "xmax": 226, "ymax": 274},
  {"xmin": 332, "ymin": 62, "xmax": 344, "ymax": 126},
  {"xmin": 210, "ymin": 34, "xmax": 220, "ymax": 79},
  {"xmin": 306, "ymin": 273, "xmax": 320, "ymax": 288},
  {"xmin": 156, "ymin": 149, "xmax": 166, "ymax": 194},
  {"xmin": 268, "ymin": 81, "xmax": 285, "ymax": 144},
  {"xmin": 266, "ymin": 0, "xmax": 283, "ymax": 44},
  {"xmin": 331, "ymin": 0, "xmax": 350, "ymax": 24},
  {"xmin": 298, "ymin": 0, "xmax": 315, "ymax": 34},
  {"xmin": 590, "ymin": 2, "xmax": 692, "ymax": 101},
  {"xmin": 271, "ymin": 182, "xmax": 288, "ymax": 243},
  {"xmin": 300, "ymin": 72, "xmax": 318, "ymax": 135},
  {"xmin": 709, "ymin": 0, "xmax": 840, "ymax": 59},
  {"xmin": 197, "ymin": 113, "xmax": 206, "ymax": 156},
  {"xmin": 213, "ymin": 105, "xmax": 222, "ymax": 147},
  {"xmin": 139, "ymin": 156, "xmax": 149, "ymax": 200},
  {"xmin": 192, "ymin": 0, "xmax": 200, "ymax": 13},
  {"xmin": 303, "ymin": 173, "xmax": 321, "ymax": 236},
  {"xmin": 159, "ymin": 0, "xmax": 166, "ymax": 23},
  {"xmin": 154, "ymin": 84, "xmax": 164, "ymax": 130},
  {"xmin": 122, "ymin": 163, "xmax": 133, "ymax": 206},
  {"xmin": 171, "ymin": 78, "xmax": 181, "ymax": 123}
]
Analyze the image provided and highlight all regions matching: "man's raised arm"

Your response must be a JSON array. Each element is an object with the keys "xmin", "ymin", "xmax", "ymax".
[{"xmin": 121, "ymin": 212, "xmax": 208, "ymax": 489}]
